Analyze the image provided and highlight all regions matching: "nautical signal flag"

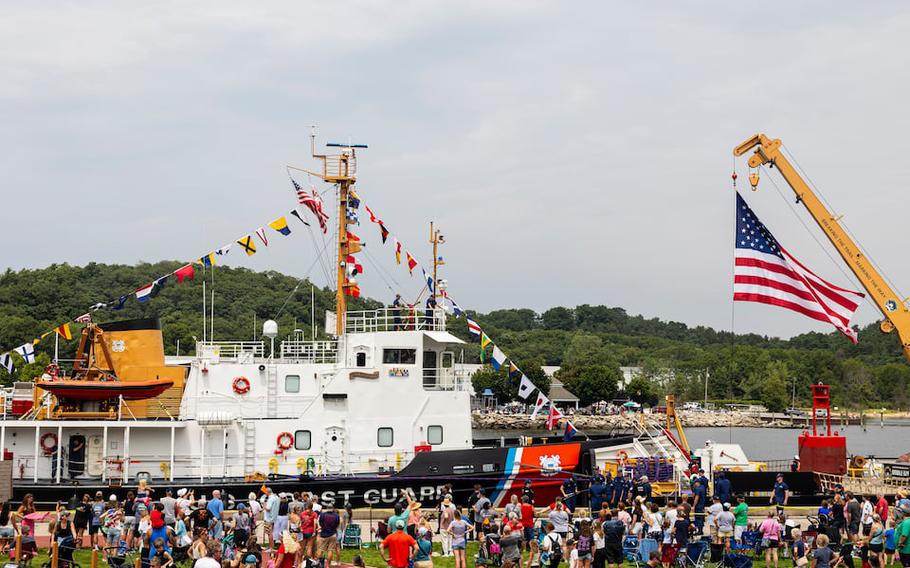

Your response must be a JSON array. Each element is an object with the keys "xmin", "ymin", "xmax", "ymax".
[
  {"xmin": 175, "ymin": 264, "xmax": 195, "ymax": 283},
  {"xmin": 269, "ymin": 216, "xmax": 291, "ymax": 236},
  {"xmin": 198, "ymin": 252, "xmax": 216, "ymax": 267},
  {"xmin": 237, "ymin": 236, "xmax": 257, "ymax": 256},
  {"xmin": 365, "ymin": 205, "xmax": 382, "ymax": 224},
  {"xmin": 467, "ymin": 318, "xmax": 482, "ymax": 338},
  {"xmin": 380, "ymin": 224, "xmax": 389, "ymax": 244},
  {"xmin": 343, "ymin": 278, "xmax": 361, "ymax": 298},
  {"xmin": 517, "ymin": 374, "xmax": 536, "ymax": 399},
  {"xmin": 136, "ymin": 283, "xmax": 155, "ymax": 303},
  {"xmin": 14, "ymin": 343, "xmax": 35, "ymax": 364},
  {"xmin": 111, "ymin": 295, "xmax": 128, "ymax": 310},
  {"xmin": 346, "ymin": 255, "xmax": 364, "ymax": 277},
  {"xmin": 422, "ymin": 268, "xmax": 434, "ymax": 294},
  {"xmin": 54, "ymin": 323, "xmax": 73, "ymax": 341},
  {"xmin": 546, "ymin": 404, "xmax": 564, "ymax": 430},
  {"xmin": 216, "ymin": 244, "xmax": 232, "ymax": 256},
  {"xmin": 530, "ymin": 392, "xmax": 549, "ymax": 419},
  {"xmin": 255, "ymin": 227, "xmax": 269, "ymax": 247},
  {"xmin": 491, "ymin": 345, "xmax": 507, "ymax": 371},
  {"xmin": 0, "ymin": 353, "xmax": 13, "ymax": 375},
  {"xmin": 290, "ymin": 209, "xmax": 310, "ymax": 226},
  {"xmin": 394, "ymin": 240, "xmax": 402, "ymax": 265},
  {"xmin": 563, "ymin": 421, "xmax": 577, "ymax": 441},
  {"xmin": 508, "ymin": 362, "xmax": 522, "ymax": 384},
  {"xmin": 349, "ymin": 189, "xmax": 361, "ymax": 210},
  {"xmin": 479, "ymin": 332, "xmax": 492, "ymax": 362},
  {"xmin": 74, "ymin": 313, "xmax": 92, "ymax": 324},
  {"xmin": 406, "ymin": 251, "xmax": 417, "ymax": 274}
]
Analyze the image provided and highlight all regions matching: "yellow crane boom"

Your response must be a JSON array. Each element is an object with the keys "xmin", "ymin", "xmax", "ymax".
[{"xmin": 734, "ymin": 134, "xmax": 910, "ymax": 362}]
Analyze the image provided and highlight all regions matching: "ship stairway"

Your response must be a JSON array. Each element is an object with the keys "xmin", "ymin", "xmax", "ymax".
[
  {"xmin": 243, "ymin": 421, "xmax": 257, "ymax": 473},
  {"xmin": 631, "ymin": 416, "xmax": 675, "ymax": 460},
  {"xmin": 266, "ymin": 365, "xmax": 277, "ymax": 418}
]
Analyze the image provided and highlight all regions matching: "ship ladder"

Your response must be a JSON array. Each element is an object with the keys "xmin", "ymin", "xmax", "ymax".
[
  {"xmin": 266, "ymin": 366, "xmax": 278, "ymax": 419},
  {"xmin": 243, "ymin": 421, "xmax": 257, "ymax": 474}
]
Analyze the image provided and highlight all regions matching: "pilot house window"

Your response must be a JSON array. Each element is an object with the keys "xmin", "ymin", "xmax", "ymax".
[{"xmin": 382, "ymin": 349, "xmax": 416, "ymax": 365}]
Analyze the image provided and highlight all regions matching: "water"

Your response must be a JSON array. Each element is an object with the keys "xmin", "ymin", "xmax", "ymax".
[{"xmin": 686, "ymin": 425, "xmax": 910, "ymax": 460}]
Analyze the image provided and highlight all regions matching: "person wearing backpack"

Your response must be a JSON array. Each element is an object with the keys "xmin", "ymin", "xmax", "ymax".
[
  {"xmin": 541, "ymin": 523, "xmax": 564, "ymax": 568},
  {"xmin": 576, "ymin": 521, "xmax": 594, "ymax": 568}
]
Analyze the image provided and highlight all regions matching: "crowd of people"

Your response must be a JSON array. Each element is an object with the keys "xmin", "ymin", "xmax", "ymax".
[{"xmin": 1, "ymin": 473, "xmax": 910, "ymax": 568}]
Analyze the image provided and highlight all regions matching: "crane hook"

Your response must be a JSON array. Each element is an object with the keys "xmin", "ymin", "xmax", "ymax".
[{"xmin": 749, "ymin": 172, "xmax": 760, "ymax": 191}]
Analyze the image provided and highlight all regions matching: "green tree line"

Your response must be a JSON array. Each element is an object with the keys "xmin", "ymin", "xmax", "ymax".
[{"xmin": 1, "ymin": 263, "xmax": 907, "ymax": 410}]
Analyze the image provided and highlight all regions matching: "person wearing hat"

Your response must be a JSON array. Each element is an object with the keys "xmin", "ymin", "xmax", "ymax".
[
  {"xmin": 175, "ymin": 488, "xmax": 191, "ymax": 520},
  {"xmin": 715, "ymin": 502, "xmax": 736, "ymax": 550},
  {"xmin": 561, "ymin": 474, "xmax": 578, "ymax": 514},
  {"xmin": 692, "ymin": 478, "xmax": 708, "ymax": 533},
  {"xmin": 380, "ymin": 520, "xmax": 418, "ymax": 568},
  {"xmin": 438, "ymin": 494, "xmax": 456, "ymax": 556},
  {"xmin": 246, "ymin": 492, "xmax": 262, "ymax": 522},
  {"xmin": 770, "ymin": 473, "xmax": 789, "ymax": 514},
  {"xmin": 791, "ymin": 455, "xmax": 801, "ymax": 473},
  {"xmin": 317, "ymin": 502, "xmax": 341, "ymax": 567},
  {"xmin": 161, "ymin": 489, "xmax": 177, "ymax": 528},
  {"xmin": 714, "ymin": 471, "xmax": 732, "ymax": 506},
  {"xmin": 89, "ymin": 491, "xmax": 105, "ymax": 549}
]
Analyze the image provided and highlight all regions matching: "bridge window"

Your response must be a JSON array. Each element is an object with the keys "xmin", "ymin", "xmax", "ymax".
[
  {"xmin": 285, "ymin": 375, "xmax": 300, "ymax": 393},
  {"xmin": 427, "ymin": 425, "xmax": 443, "ymax": 445},
  {"xmin": 377, "ymin": 427, "xmax": 394, "ymax": 447},
  {"xmin": 294, "ymin": 430, "xmax": 311, "ymax": 450},
  {"xmin": 382, "ymin": 349, "xmax": 416, "ymax": 365}
]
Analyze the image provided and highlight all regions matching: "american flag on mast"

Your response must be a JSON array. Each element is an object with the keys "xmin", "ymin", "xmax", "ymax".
[
  {"xmin": 733, "ymin": 192, "xmax": 865, "ymax": 342},
  {"xmin": 292, "ymin": 180, "xmax": 329, "ymax": 233}
]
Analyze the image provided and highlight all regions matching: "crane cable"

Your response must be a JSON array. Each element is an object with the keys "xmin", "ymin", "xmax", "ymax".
[{"xmin": 781, "ymin": 144, "xmax": 908, "ymax": 305}]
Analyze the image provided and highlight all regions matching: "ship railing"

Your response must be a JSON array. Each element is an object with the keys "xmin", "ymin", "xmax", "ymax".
[
  {"xmin": 195, "ymin": 341, "xmax": 265, "ymax": 362},
  {"xmin": 423, "ymin": 368, "xmax": 472, "ymax": 391},
  {"xmin": 345, "ymin": 307, "xmax": 447, "ymax": 334},
  {"xmin": 279, "ymin": 340, "xmax": 339, "ymax": 363}
]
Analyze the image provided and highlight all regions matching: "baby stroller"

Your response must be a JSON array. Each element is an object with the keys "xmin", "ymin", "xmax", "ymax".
[
  {"xmin": 476, "ymin": 533, "xmax": 503, "ymax": 567},
  {"xmin": 43, "ymin": 537, "xmax": 80, "ymax": 568}
]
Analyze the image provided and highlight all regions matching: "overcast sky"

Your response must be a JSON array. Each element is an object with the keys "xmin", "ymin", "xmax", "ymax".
[{"xmin": 3, "ymin": 1, "xmax": 910, "ymax": 340}]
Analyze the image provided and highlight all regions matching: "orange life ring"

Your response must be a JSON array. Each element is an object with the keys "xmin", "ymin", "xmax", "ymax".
[
  {"xmin": 616, "ymin": 450, "xmax": 629, "ymax": 462},
  {"xmin": 45, "ymin": 364, "xmax": 60, "ymax": 379},
  {"xmin": 276, "ymin": 432, "xmax": 294, "ymax": 450},
  {"xmin": 40, "ymin": 432, "xmax": 58, "ymax": 455},
  {"xmin": 232, "ymin": 376, "xmax": 251, "ymax": 395}
]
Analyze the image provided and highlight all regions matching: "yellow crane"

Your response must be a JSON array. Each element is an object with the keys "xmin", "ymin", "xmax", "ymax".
[{"xmin": 734, "ymin": 134, "xmax": 910, "ymax": 362}]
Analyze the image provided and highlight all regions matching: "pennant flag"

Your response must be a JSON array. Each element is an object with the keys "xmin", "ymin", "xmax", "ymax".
[
  {"xmin": 14, "ymin": 343, "xmax": 35, "ymax": 364},
  {"xmin": 237, "ymin": 236, "xmax": 257, "ymax": 256},
  {"xmin": 290, "ymin": 209, "xmax": 310, "ymax": 226},
  {"xmin": 74, "ymin": 313, "xmax": 92, "ymax": 324},
  {"xmin": 508, "ymin": 362, "xmax": 522, "ymax": 384},
  {"xmin": 546, "ymin": 404, "xmax": 564, "ymax": 430},
  {"xmin": 136, "ymin": 283, "xmax": 155, "ymax": 303},
  {"xmin": 380, "ymin": 224, "xmax": 389, "ymax": 244},
  {"xmin": 563, "ymin": 421, "xmax": 577, "ymax": 441},
  {"xmin": 530, "ymin": 392, "xmax": 550, "ymax": 418},
  {"xmin": 346, "ymin": 255, "xmax": 364, "ymax": 277},
  {"xmin": 111, "ymin": 295, "xmax": 128, "ymax": 310},
  {"xmin": 734, "ymin": 192, "xmax": 865, "ymax": 342},
  {"xmin": 406, "ymin": 251, "xmax": 418, "ymax": 274},
  {"xmin": 491, "ymin": 345, "xmax": 507, "ymax": 371},
  {"xmin": 89, "ymin": 302, "xmax": 107, "ymax": 311},
  {"xmin": 365, "ymin": 205, "xmax": 382, "ymax": 224},
  {"xmin": 198, "ymin": 252, "xmax": 216, "ymax": 267},
  {"xmin": 31, "ymin": 338, "xmax": 41, "ymax": 346},
  {"xmin": 349, "ymin": 190, "xmax": 361, "ymax": 210},
  {"xmin": 0, "ymin": 353, "xmax": 13, "ymax": 375},
  {"xmin": 174, "ymin": 264, "xmax": 195, "ymax": 283},
  {"xmin": 54, "ymin": 323, "xmax": 73, "ymax": 341},
  {"xmin": 216, "ymin": 244, "xmax": 232, "ymax": 256},
  {"xmin": 517, "ymin": 374, "xmax": 536, "ymax": 399},
  {"xmin": 394, "ymin": 240, "xmax": 402, "ymax": 265},
  {"xmin": 255, "ymin": 227, "xmax": 269, "ymax": 247},
  {"xmin": 467, "ymin": 317, "xmax": 482, "ymax": 338},
  {"xmin": 269, "ymin": 217, "xmax": 292, "ymax": 236},
  {"xmin": 422, "ymin": 268, "xmax": 435, "ymax": 294},
  {"xmin": 294, "ymin": 180, "xmax": 329, "ymax": 233}
]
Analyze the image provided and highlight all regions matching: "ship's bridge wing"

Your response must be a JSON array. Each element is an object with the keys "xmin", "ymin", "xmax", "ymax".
[{"xmin": 422, "ymin": 331, "xmax": 465, "ymax": 345}]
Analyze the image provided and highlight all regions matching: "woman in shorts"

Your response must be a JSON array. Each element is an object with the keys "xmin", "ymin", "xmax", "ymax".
[{"xmin": 448, "ymin": 509, "xmax": 473, "ymax": 568}]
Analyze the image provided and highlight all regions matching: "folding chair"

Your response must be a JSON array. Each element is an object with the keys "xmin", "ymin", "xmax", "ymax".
[
  {"xmin": 730, "ymin": 531, "xmax": 760, "ymax": 557},
  {"xmin": 679, "ymin": 540, "xmax": 708, "ymax": 568},
  {"xmin": 635, "ymin": 538, "xmax": 659, "ymax": 568},
  {"xmin": 623, "ymin": 536, "xmax": 640, "ymax": 563},
  {"xmin": 722, "ymin": 553, "xmax": 752, "ymax": 568},
  {"xmin": 341, "ymin": 524, "xmax": 362, "ymax": 549}
]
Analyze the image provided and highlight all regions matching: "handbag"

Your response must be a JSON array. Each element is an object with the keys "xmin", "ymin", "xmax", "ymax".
[{"xmin": 796, "ymin": 556, "xmax": 809, "ymax": 567}]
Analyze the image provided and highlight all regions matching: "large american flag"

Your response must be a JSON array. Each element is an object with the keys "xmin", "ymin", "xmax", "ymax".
[
  {"xmin": 292, "ymin": 180, "xmax": 329, "ymax": 233},
  {"xmin": 733, "ymin": 192, "xmax": 865, "ymax": 342}
]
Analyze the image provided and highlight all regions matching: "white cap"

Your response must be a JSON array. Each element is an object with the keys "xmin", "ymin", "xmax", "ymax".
[
  {"xmin": 109, "ymin": 494, "xmax": 118, "ymax": 501},
  {"xmin": 177, "ymin": 488, "xmax": 188, "ymax": 497},
  {"xmin": 249, "ymin": 492, "xmax": 257, "ymax": 500}
]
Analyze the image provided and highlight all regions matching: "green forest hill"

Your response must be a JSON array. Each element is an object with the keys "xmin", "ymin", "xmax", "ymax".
[{"xmin": 1, "ymin": 262, "xmax": 907, "ymax": 410}]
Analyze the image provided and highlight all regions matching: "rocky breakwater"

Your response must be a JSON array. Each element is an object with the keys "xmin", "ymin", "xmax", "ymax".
[{"xmin": 472, "ymin": 410, "xmax": 799, "ymax": 430}]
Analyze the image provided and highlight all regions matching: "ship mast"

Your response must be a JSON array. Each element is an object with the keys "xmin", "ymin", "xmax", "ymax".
[
  {"xmin": 429, "ymin": 222, "xmax": 445, "ymax": 303},
  {"xmin": 290, "ymin": 128, "xmax": 367, "ymax": 336}
]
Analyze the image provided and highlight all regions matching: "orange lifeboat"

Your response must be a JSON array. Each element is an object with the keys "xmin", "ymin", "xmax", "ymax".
[{"xmin": 36, "ymin": 378, "xmax": 174, "ymax": 401}]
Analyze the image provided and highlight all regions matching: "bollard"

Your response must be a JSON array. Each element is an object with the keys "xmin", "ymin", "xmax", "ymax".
[
  {"xmin": 14, "ymin": 534, "xmax": 21, "ymax": 563},
  {"xmin": 51, "ymin": 541, "xmax": 59, "ymax": 568},
  {"xmin": 91, "ymin": 547, "xmax": 99, "ymax": 568},
  {"xmin": 135, "ymin": 555, "xmax": 141, "ymax": 568}
]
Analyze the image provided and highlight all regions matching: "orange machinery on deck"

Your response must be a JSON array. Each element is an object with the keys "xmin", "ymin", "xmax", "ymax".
[{"xmin": 797, "ymin": 384, "xmax": 846, "ymax": 475}]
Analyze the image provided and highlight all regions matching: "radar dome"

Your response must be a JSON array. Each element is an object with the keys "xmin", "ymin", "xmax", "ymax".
[{"xmin": 262, "ymin": 320, "xmax": 278, "ymax": 339}]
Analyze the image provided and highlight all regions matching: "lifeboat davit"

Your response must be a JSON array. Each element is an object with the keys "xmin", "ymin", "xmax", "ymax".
[{"xmin": 36, "ymin": 379, "xmax": 174, "ymax": 401}]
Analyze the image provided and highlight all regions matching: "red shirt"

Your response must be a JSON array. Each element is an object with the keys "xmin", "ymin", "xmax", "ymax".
[
  {"xmin": 383, "ymin": 531, "xmax": 416, "ymax": 568},
  {"xmin": 875, "ymin": 497, "xmax": 888, "ymax": 522},
  {"xmin": 277, "ymin": 545, "xmax": 295, "ymax": 568},
  {"xmin": 520, "ymin": 503, "xmax": 535, "ymax": 528}
]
